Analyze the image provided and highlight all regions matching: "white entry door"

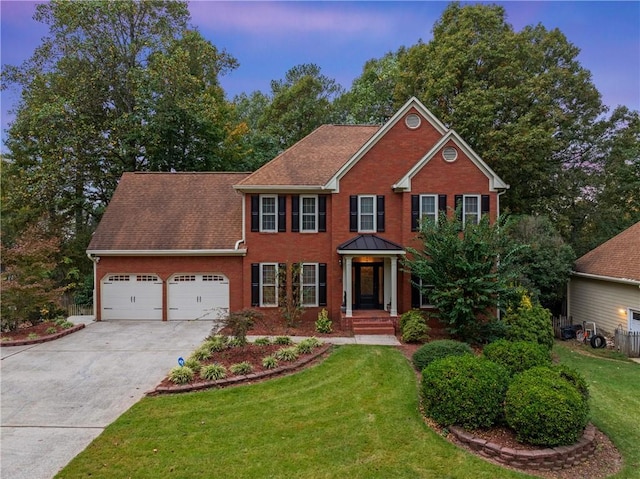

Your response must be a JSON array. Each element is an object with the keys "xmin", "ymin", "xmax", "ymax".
[
  {"xmin": 168, "ymin": 274, "xmax": 229, "ymax": 320},
  {"xmin": 101, "ymin": 274, "xmax": 163, "ymax": 320},
  {"xmin": 630, "ymin": 309, "xmax": 640, "ymax": 332}
]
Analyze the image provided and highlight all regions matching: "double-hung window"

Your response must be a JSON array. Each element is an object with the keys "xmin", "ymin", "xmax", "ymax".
[
  {"xmin": 260, "ymin": 196, "xmax": 277, "ymax": 232},
  {"xmin": 463, "ymin": 195, "xmax": 480, "ymax": 226},
  {"xmin": 260, "ymin": 263, "xmax": 278, "ymax": 306},
  {"xmin": 359, "ymin": 195, "xmax": 376, "ymax": 232},
  {"xmin": 300, "ymin": 263, "xmax": 318, "ymax": 307},
  {"xmin": 420, "ymin": 194, "xmax": 438, "ymax": 225},
  {"xmin": 419, "ymin": 280, "xmax": 435, "ymax": 308},
  {"xmin": 301, "ymin": 195, "xmax": 317, "ymax": 232}
]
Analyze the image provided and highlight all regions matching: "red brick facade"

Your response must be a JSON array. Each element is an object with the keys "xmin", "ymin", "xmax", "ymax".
[{"xmin": 89, "ymin": 98, "xmax": 507, "ymax": 324}]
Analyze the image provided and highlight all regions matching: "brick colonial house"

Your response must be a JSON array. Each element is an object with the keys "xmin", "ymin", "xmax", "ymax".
[{"xmin": 87, "ymin": 97, "xmax": 508, "ymax": 331}]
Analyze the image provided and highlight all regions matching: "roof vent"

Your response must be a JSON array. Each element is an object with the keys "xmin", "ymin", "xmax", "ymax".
[
  {"xmin": 405, "ymin": 113, "xmax": 421, "ymax": 129},
  {"xmin": 442, "ymin": 146, "xmax": 458, "ymax": 162}
]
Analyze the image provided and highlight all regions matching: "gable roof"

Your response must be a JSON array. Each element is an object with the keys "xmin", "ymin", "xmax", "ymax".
[
  {"xmin": 573, "ymin": 221, "xmax": 640, "ymax": 283},
  {"xmin": 392, "ymin": 129, "xmax": 509, "ymax": 191},
  {"xmin": 235, "ymin": 124, "xmax": 379, "ymax": 191},
  {"xmin": 87, "ymin": 172, "xmax": 249, "ymax": 254}
]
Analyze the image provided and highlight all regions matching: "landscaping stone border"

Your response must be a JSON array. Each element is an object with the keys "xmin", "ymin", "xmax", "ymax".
[
  {"xmin": 450, "ymin": 424, "xmax": 597, "ymax": 471},
  {"xmin": 149, "ymin": 343, "xmax": 333, "ymax": 395},
  {"xmin": 0, "ymin": 323, "xmax": 86, "ymax": 347}
]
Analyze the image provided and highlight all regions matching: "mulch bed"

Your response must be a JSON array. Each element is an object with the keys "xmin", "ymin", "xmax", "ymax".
[{"xmin": 1, "ymin": 321, "xmax": 85, "ymax": 347}]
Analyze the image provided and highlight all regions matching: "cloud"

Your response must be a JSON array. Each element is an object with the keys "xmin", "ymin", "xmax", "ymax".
[{"xmin": 188, "ymin": 1, "xmax": 395, "ymax": 37}]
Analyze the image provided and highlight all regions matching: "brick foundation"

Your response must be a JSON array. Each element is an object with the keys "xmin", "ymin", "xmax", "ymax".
[{"xmin": 450, "ymin": 424, "xmax": 596, "ymax": 471}]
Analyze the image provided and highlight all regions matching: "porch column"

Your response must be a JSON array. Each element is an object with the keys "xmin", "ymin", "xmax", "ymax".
[
  {"xmin": 390, "ymin": 256, "xmax": 398, "ymax": 317},
  {"xmin": 345, "ymin": 256, "xmax": 353, "ymax": 318}
]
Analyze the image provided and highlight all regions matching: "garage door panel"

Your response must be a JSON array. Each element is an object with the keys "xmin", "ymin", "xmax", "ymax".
[
  {"xmin": 168, "ymin": 274, "xmax": 229, "ymax": 321},
  {"xmin": 102, "ymin": 274, "xmax": 162, "ymax": 320}
]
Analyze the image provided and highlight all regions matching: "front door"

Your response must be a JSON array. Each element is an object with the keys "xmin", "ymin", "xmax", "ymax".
[{"xmin": 354, "ymin": 263, "xmax": 382, "ymax": 309}]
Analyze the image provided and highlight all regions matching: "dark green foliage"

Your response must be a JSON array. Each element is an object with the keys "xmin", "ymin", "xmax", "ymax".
[
  {"xmin": 505, "ymin": 367, "xmax": 589, "ymax": 446},
  {"xmin": 555, "ymin": 364, "xmax": 590, "ymax": 401},
  {"xmin": 399, "ymin": 310, "xmax": 430, "ymax": 343},
  {"xmin": 504, "ymin": 293, "xmax": 554, "ymax": 351},
  {"xmin": 405, "ymin": 213, "xmax": 523, "ymax": 342},
  {"xmin": 222, "ymin": 309, "xmax": 263, "ymax": 345},
  {"xmin": 421, "ymin": 354, "xmax": 509, "ymax": 429},
  {"xmin": 482, "ymin": 339, "xmax": 551, "ymax": 377},
  {"xmin": 412, "ymin": 340, "xmax": 473, "ymax": 372}
]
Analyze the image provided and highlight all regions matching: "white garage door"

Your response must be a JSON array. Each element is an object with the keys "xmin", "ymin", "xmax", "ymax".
[
  {"xmin": 102, "ymin": 274, "xmax": 163, "ymax": 320},
  {"xmin": 168, "ymin": 274, "xmax": 229, "ymax": 320}
]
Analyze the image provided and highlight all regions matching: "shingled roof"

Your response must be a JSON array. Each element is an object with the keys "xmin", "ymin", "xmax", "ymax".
[
  {"xmin": 573, "ymin": 221, "xmax": 640, "ymax": 282},
  {"xmin": 236, "ymin": 124, "xmax": 379, "ymax": 188},
  {"xmin": 87, "ymin": 172, "xmax": 249, "ymax": 252}
]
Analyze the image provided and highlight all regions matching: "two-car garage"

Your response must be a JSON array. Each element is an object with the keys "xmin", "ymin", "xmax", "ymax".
[{"xmin": 101, "ymin": 273, "xmax": 229, "ymax": 321}]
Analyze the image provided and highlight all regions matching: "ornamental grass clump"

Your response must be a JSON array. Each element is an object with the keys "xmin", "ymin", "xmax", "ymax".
[
  {"xmin": 200, "ymin": 363, "xmax": 227, "ymax": 381},
  {"xmin": 169, "ymin": 366, "xmax": 195, "ymax": 385},
  {"xmin": 482, "ymin": 339, "xmax": 551, "ymax": 377},
  {"xmin": 421, "ymin": 354, "xmax": 509, "ymax": 429},
  {"xmin": 296, "ymin": 337, "xmax": 322, "ymax": 354},
  {"xmin": 505, "ymin": 366, "xmax": 589, "ymax": 447},
  {"xmin": 275, "ymin": 346, "xmax": 299, "ymax": 362},
  {"xmin": 229, "ymin": 362, "xmax": 253, "ymax": 375},
  {"xmin": 262, "ymin": 355, "xmax": 279, "ymax": 369},
  {"xmin": 253, "ymin": 337, "xmax": 272, "ymax": 346},
  {"xmin": 190, "ymin": 345, "xmax": 212, "ymax": 362},
  {"xmin": 274, "ymin": 336, "xmax": 293, "ymax": 345},
  {"xmin": 204, "ymin": 335, "xmax": 229, "ymax": 353},
  {"xmin": 412, "ymin": 339, "xmax": 473, "ymax": 372}
]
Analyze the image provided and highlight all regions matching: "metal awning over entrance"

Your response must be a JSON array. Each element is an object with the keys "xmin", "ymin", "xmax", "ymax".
[{"xmin": 337, "ymin": 235, "xmax": 405, "ymax": 318}]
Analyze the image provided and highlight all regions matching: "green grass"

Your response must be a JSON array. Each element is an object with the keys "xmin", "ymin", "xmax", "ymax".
[
  {"xmin": 57, "ymin": 346, "xmax": 531, "ymax": 479},
  {"xmin": 554, "ymin": 343, "xmax": 640, "ymax": 478}
]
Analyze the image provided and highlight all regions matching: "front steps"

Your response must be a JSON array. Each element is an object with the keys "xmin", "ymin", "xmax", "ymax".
[{"xmin": 344, "ymin": 311, "xmax": 397, "ymax": 335}]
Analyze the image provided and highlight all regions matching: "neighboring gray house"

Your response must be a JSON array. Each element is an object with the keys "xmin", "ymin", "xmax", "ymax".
[{"xmin": 568, "ymin": 222, "xmax": 640, "ymax": 334}]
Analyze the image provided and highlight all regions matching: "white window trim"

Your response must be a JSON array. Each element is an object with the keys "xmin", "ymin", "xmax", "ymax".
[
  {"xmin": 300, "ymin": 262, "xmax": 319, "ymax": 307},
  {"xmin": 463, "ymin": 194, "xmax": 481, "ymax": 226},
  {"xmin": 358, "ymin": 195, "xmax": 376, "ymax": 233},
  {"xmin": 260, "ymin": 195, "xmax": 278, "ymax": 233},
  {"xmin": 419, "ymin": 194, "xmax": 438, "ymax": 226},
  {"xmin": 630, "ymin": 308, "xmax": 640, "ymax": 332},
  {"xmin": 259, "ymin": 263, "xmax": 278, "ymax": 307},
  {"xmin": 300, "ymin": 195, "xmax": 318, "ymax": 233},
  {"xmin": 419, "ymin": 279, "xmax": 435, "ymax": 308}
]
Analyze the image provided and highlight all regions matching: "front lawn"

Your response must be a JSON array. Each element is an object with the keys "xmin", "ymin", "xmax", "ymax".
[
  {"xmin": 57, "ymin": 346, "xmax": 530, "ymax": 479},
  {"xmin": 553, "ymin": 343, "xmax": 640, "ymax": 479}
]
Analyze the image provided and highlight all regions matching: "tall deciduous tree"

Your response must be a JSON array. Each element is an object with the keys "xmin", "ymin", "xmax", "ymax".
[
  {"xmin": 2, "ymin": 0, "xmax": 243, "ymax": 282},
  {"xmin": 258, "ymin": 64, "xmax": 344, "ymax": 149},
  {"xmin": 394, "ymin": 3, "xmax": 604, "ymax": 215}
]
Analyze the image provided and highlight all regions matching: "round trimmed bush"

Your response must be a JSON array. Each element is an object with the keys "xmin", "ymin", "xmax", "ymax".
[
  {"xmin": 482, "ymin": 339, "xmax": 551, "ymax": 377},
  {"xmin": 421, "ymin": 354, "xmax": 509, "ymax": 429},
  {"xmin": 554, "ymin": 364, "xmax": 589, "ymax": 401},
  {"xmin": 412, "ymin": 339, "xmax": 473, "ymax": 372},
  {"xmin": 505, "ymin": 367, "xmax": 589, "ymax": 447}
]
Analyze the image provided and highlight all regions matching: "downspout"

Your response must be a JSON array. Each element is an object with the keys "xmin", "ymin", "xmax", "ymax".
[
  {"xmin": 86, "ymin": 253, "xmax": 99, "ymax": 320},
  {"xmin": 234, "ymin": 190, "xmax": 246, "ymax": 250}
]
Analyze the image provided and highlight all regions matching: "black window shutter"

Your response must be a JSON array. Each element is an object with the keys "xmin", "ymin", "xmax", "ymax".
[
  {"xmin": 251, "ymin": 263, "xmax": 260, "ymax": 306},
  {"xmin": 455, "ymin": 195, "xmax": 463, "ymax": 223},
  {"xmin": 411, "ymin": 274, "xmax": 420, "ymax": 309},
  {"xmin": 251, "ymin": 195, "xmax": 259, "ymax": 232},
  {"xmin": 291, "ymin": 195, "xmax": 300, "ymax": 232},
  {"xmin": 318, "ymin": 196, "xmax": 327, "ymax": 232},
  {"xmin": 411, "ymin": 195, "xmax": 419, "ymax": 231},
  {"xmin": 376, "ymin": 195, "xmax": 385, "ymax": 232},
  {"xmin": 481, "ymin": 195, "xmax": 490, "ymax": 216},
  {"xmin": 319, "ymin": 263, "xmax": 327, "ymax": 306},
  {"xmin": 349, "ymin": 195, "xmax": 358, "ymax": 232},
  {"xmin": 278, "ymin": 195, "xmax": 286, "ymax": 232},
  {"xmin": 438, "ymin": 194, "xmax": 447, "ymax": 216}
]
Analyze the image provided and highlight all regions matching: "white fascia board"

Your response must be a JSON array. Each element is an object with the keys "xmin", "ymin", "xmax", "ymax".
[
  {"xmin": 233, "ymin": 185, "xmax": 325, "ymax": 193},
  {"xmin": 571, "ymin": 271, "xmax": 640, "ymax": 287},
  {"xmin": 87, "ymin": 249, "xmax": 247, "ymax": 257},
  {"xmin": 337, "ymin": 249, "xmax": 406, "ymax": 256},
  {"xmin": 324, "ymin": 97, "xmax": 448, "ymax": 192},
  {"xmin": 392, "ymin": 130, "xmax": 509, "ymax": 192}
]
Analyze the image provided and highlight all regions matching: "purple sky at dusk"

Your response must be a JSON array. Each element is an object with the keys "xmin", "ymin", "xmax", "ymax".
[{"xmin": 1, "ymin": 1, "xmax": 639, "ymax": 150}]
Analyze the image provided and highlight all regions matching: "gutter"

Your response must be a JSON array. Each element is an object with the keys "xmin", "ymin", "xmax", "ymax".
[
  {"xmin": 571, "ymin": 271, "xmax": 640, "ymax": 287},
  {"xmin": 86, "ymin": 249, "xmax": 247, "ymax": 257}
]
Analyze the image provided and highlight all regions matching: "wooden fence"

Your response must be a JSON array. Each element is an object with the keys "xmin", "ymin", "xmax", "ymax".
[
  {"xmin": 552, "ymin": 315, "xmax": 573, "ymax": 339},
  {"xmin": 614, "ymin": 328, "xmax": 640, "ymax": 358},
  {"xmin": 66, "ymin": 304, "xmax": 94, "ymax": 317}
]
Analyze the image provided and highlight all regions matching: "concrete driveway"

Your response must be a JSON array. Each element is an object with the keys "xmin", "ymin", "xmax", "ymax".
[{"xmin": 1, "ymin": 318, "xmax": 216, "ymax": 479}]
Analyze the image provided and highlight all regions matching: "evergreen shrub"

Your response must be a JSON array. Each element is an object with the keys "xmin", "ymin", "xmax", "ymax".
[{"xmin": 412, "ymin": 339, "xmax": 473, "ymax": 372}]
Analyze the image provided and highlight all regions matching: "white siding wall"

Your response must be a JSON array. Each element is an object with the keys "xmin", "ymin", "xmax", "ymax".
[{"xmin": 568, "ymin": 277, "xmax": 640, "ymax": 334}]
